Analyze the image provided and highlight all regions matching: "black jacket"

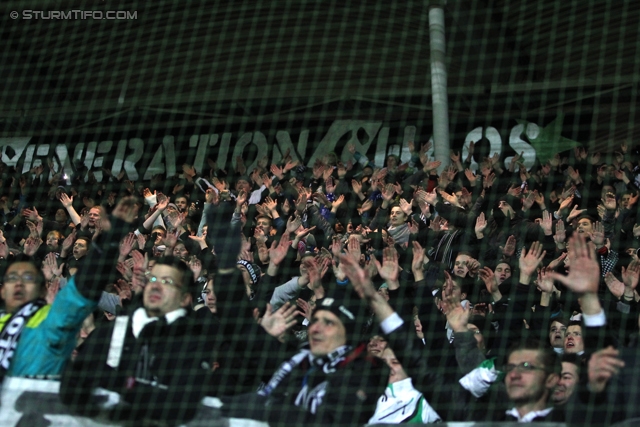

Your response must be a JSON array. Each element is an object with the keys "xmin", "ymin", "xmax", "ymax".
[{"xmin": 60, "ymin": 307, "xmax": 217, "ymax": 426}]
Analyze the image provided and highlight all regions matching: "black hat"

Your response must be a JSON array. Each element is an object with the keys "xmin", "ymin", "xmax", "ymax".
[{"xmin": 313, "ymin": 296, "xmax": 359, "ymax": 340}]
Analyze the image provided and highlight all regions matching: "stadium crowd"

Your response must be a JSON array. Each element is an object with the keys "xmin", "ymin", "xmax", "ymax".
[{"xmin": 1, "ymin": 140, "xmax": 640, "ymax": 426}]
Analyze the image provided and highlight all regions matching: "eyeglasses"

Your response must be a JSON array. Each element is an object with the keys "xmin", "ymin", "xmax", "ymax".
[
  {"xmin": 504, "ymin": 362, "xmax": 546, "ymax": 374},
  {"xmin": 4, "ymin": 273, "xmax": 38, "ymax": 284},
  {"xmin": 144, "ymin": 271, "xmax": 181, "ymax": 289}
]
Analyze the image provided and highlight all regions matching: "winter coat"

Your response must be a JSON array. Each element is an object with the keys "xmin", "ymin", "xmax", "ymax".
[
  {"xmin": 0, "ymin": 277, "xmax": 97, "ymax": 377},
  {"xmin": 60, "ymin": 307, "xmax": 217, "ymax": 426}
]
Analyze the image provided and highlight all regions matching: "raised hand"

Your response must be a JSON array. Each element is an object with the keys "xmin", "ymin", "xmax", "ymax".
[
  {"xmin": 588, "ymin": 221, "xmax": 605, "ymax": 247},
  {"xmin": 42, "ymin": 252, "xmax": 64, "ymax": 281},
  {"xmin": 429, "ymin": 216, "xmax": 444, "ymax": 232},
  {"xmin": 351, "ymin": 179, "xmax": 363, "ymax": 195},
  {"xmin": 111, "ymin": 196, "xmax": 139, "ymax": 224},
  {"xmin": 478, "ymin": 267, "xmax": 501, "ymax": 300},
  {"xmin": 332, "ymin": 194, "xmax": 345, "ymax": 210},
  {"xmin": 339, "ymin": 253, "xmax": 377, "ymax": 300},
  {"xmin": 547, "ymin": 252, "xmax": 567, "ymax": 270},
  {"xmin": 567, "ymin": 166, "xmax": 581, "ymax": 183},
  {"xmin": 604, "ymin": 272, "xmax": 625, "ymax": 299},
  {"xmin": 211, "ymin": 177, "xmax": 228, "ymax": 193},
  {"xmin": 294, "ymin": 225, "xmax": 316, "ymax": 242},
  {"xmin": 507, "ymin": 185, "xmax": 522, "ymax": 197},
  {"xmin": 459, "ymin": 187, "xmax": 473, "ymax": 207},
  {"xmin": 381, "ymin": 184, "xmax": 395, "ymax": 202},
  {"xmin": 441, "ymin": 271, "xmax": 471, "ymax": 333},
  {"xmin": 346, "ymin": 235, "xmax": 362, "ymax": 262},
  {"xmin": 567, "ymin": 204, "xmax": 587, "ymax": 222},
  {"xmin": 399, "ymin": 198, "xmax": 413, "ymax": 216},
  {"xmin": 235, "ymin": 156, "xmax": 246, "ymax": 175},
  {"xmin": 621, "ymin": 260, "xmax": 640, "ymax": 292},
  {"xmin": 188, "ymin": 256, "xmax": 202, "ymax": 281},
  {"xmin": 286, "ymin": 215, "xmax": 302, "ymax": 234},
  {"xmin": 548, "ymin": 235, "xmax": 600, "ymax": 294},
  {"xmin": 466, "ymin": 258, "xmax": 480, "ymax": 278},
  {"xmin": 438, "ymin": 189, "xmax": 461, "ymax": 208},
  {"xmin": 263, "ymin": 196, "xmax": 278, "ymax": 213},
  {"xmin": 119, "ymin": 233, "xmax": 136, "ymax": 259},
  {"xmin": 554, "ymin": 220, "xmax": 566, "ymax": 245},
  {"xmin": 475, "ymin": 212, "xmax": 487, "ymax": 238},
  {"xmin": 61, "ymin": 231, "xmax": 76, "ymax": 252},
  {"xmin": 254, "ymin": 227, "xmax": 268, "ymax": 243},
  {"xmin": 464, "ymin": 169, "xmax": 477, "ymax": 186},
  {"xmin": 296, "ymin": 298, "xmax": 313, "ymax": 322},
  {"xmin": 537, "ymin": 268, "xmax": 557, "ymax": 293},
  {"xmin": 483, "ymin": 172, "xmax": 496, "ymax": 189},
  {"xmin": 182, "ymin": 164, "xmax": 196, "ymax": 178},
  {"xmin": 268, "ymin": 234, "xmax": 291, "ymax": 267},
  {"xmin": 322, "ymin": 166, "xmax": 334, "ymax": 182},
  {"xmin": 499, "ymin": 235, "xmax": 516, "ymax": 257},
  {"xmin": 162, "ymin": 231, "xmax": 179, "ymax": 249},
  {"xmin": 261, "ymin": 174, "xmax": 273, "ymax": 189},
  {"xmin": 411, "ymin": 241, "xmax": 425, "ymax": 276},
  {"xmin": 261, "ymin": 302, "xmax": 299, "ymax": 338},
  {"xmin": 114, "ymin": 279, "xmax": 133, "ymax": 302},
  {"xmin": 522, "ymin": 191, "xmax": 535, "ymax": 210},
  {"xmin": 303, "ymin": 257, "xmax": 323, "ymax": 292},
  {"xmin": 588, "ymin": 346, "xmax": 625, "ymax": 393},
  {"xmin": 423, "ymin": 159, "xmax": 442, "ymax": 172},
  {"xmin": 373, "ymin": 247, "xmax": 399, "ymax": 286},
  {"xmin": 284, "ymin": 159, "xmax": 299, "ymax": 172},
  {"xmin": 22, "ymin": 207, "xmax": 40, "ymax": 222},
  {"xmin": 312, "ymin": 162, "xmax": 326, "ymax": 180},
  {"xmin": 407, "ymin": 218, "xmax": 419, "ymax": 236},
  {"xmin": 59, "ymin": 193, "xmax": 73, "ymax": 208},
  {"xmin": 450, "ymin": 150, "xmax": 461, "ymax": 163},
  {"xmin": 270, "ymin": 163, "xmax": 284, "ymax": 180},
  {"xmin": 131, "ymin": 250, "xmax": 148, "ymax": 294},
  {"xmin": 540, "ymin": 210, "xmax": 553, "ymax": 236},
  {"xmin": 422, "ymin": 189, "xmax": 438, "ymax": 206},
  {"xmin": 331, "ymin": 237, "xmax": 344, "ymax": 257},
  {"xmin": 519, "ymin": 241, "xmax": 546, "ymax": 281},
  {"xmin": 116, "ymin": 261, "xmax": 133, "ymax": 282}
]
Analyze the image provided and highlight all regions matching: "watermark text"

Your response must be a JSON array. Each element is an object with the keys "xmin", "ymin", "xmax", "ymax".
[{"xmin": 11, "ymin": 10, "xmax": 137, "ymax": 20}]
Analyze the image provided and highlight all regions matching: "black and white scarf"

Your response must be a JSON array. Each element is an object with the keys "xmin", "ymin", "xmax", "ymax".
[
  {"xmin": 258, "ymin": 345, "xmax": 352, "ymax": 413},
  {"xmin": 0, "ymin": 298, "xmax": 47, "ymax": 379}
]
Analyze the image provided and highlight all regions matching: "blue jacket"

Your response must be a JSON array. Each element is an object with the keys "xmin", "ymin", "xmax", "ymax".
[{"xmin": 0, "ymin": 277, "xmax": 97, "ymax": 377}]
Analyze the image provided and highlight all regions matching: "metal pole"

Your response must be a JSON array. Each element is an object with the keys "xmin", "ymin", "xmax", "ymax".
[{"xmin": 428, "ymin": 1, "xmax": 450, "ymax": 171}]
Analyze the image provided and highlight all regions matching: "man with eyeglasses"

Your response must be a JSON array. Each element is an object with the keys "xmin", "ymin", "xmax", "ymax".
[
  {"xmin": 501, "ymin": 339, "xmax": 562, "ymax": 422},
  {"xmin": 60, "ymin": 255, "xmax": 218, "ymax": 425},
  {"xmin": 0, "ymin": 197, "xmax": 138, "ymax": 380}
]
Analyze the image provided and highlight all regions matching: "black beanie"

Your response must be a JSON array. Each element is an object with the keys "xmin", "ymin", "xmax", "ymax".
[{"xmin": 313, "ymin": 297, "xmax": 359, "ymax": 340}]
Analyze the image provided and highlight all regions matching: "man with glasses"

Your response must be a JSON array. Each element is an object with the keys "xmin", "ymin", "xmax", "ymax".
[
  {"xmin": 0, "ymin": 197, "xmax": 138, "ymax": 380},
  {"xmin": 60, "ymin": 255, "xmax": 217, "ymax": 426},
  {"xmin": 501, "ymin": 339, "xmax": 562, "ymax": 422}
]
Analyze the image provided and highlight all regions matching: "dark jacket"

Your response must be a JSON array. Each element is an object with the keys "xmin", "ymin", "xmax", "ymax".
[{"xmin": 60, "ymin": 307, "xmax": 217, "ymax": 426}]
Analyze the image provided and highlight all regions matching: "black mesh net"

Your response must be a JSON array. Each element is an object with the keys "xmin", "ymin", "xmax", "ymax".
[{"xmin": 0, "ymin": 0, "xmax": 639, "ymax": 426}]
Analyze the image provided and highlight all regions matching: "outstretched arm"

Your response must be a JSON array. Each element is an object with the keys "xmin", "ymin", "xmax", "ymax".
[
  {"xmin": 74, "ymin": 197, "xmax": 139, "ymax": 300},
  {"xmin": 59, "ymin": 193, "xmax": 82, "ymax": 226}
]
